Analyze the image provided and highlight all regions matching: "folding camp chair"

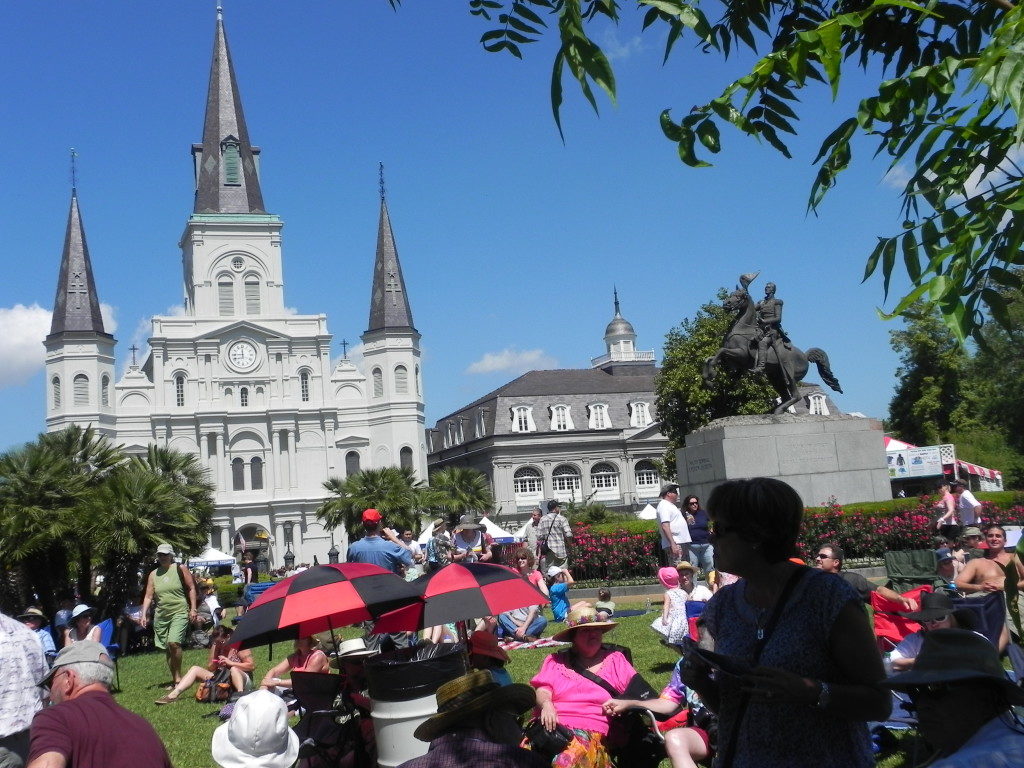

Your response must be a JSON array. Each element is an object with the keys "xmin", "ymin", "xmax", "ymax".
[
  {"xmin": 96, "ymin": 618, "xmax": 121, "ymax": 690},
  {"xmin": 870, "ymin": 586, "xmax": 930, "ymax": 652},
  {"xmin": 952, "ymin": 592, "xmax": 1006, "ymax": 648},
  {"xmin": 884, "ymin": 550, "xmax": 939, "ymax": 594}
]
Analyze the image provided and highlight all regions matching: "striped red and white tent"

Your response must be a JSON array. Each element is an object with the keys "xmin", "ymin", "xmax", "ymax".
[{"xmin": 883, "ymin": 436, "xmax": 1002, "ymax": 482}]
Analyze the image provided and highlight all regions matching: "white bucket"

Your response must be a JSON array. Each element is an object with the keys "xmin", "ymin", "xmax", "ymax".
[{"xmin": 371, "ymin": 693, "xmax": 437, "ymax": 767}]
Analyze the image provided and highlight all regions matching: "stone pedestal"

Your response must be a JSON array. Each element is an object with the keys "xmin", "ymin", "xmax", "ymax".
[{"xmin": 676, "ymin": 414, "xmax": 891, "ymax": 506}]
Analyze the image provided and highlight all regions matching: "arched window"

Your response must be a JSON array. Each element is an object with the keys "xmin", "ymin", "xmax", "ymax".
[
  {"xmin": 400, "ymin": 447, "xmax": 414, "ymax": 471},
  {"xmin": 513, "ymin": 467, "xmax": 543, "ymax": 500},
  {"xmin": 372, "ymin": 368, "xmax": 384, "ymax": 398},
  {"xmin": 218, "ymin": 279, "xmax": 234, "ymax": 316},
  {"xmin": 73, "ymin": 374, "xmax": 90, "ymax": 406},
  {"xmin": 550, "ymin": 404, "xmax": 573, "ymax": 431},
  {"xmin": 588, "ymin": 403, "xmax": 609, "ymax": 429},
  {"xmin": 101, "ymin": 375, "xmax": 110, "ymax": 407},
  {"xmin": 552, "ymin": 464, "xmax": 581, "ymax": 502},
  {"xmin": 175, "ymin": 375, "xmax": 186, "ymax": 407},
  {"xmin": 345, "ymin": 451, "xmax": 360, "ymax": 477},
  {"xmin": 415, "ymin": 365, "xmax": 421, "ymax": 395},
  {"xmin": 52, "ymin": 377, "xmax": 61, "ymax": 408},
  {"xmin": 250, "ymin": 457, "xmax": 264, "ymax": 490},
  {"xmin": 240, "ymin": 387, "xmax": 249, "ymax": 407},
  {"xmin": 634, "ymin": 460, "xmax": 659, "ymax": 493},
  {"xmin": 300, "ymin": 370, "xmax": 310, "ymax": 402},
  {"xmin": 510, "ymin": 406, "xmax": 535, "ymax": 433},
  {"xmin": 808, "ymin": 393, "xmax": 830, "ymax": 416},
  {"xmin": 244, "ymin": 276, "xmax": 260, "ymax": 315},
  {"xmin": 394, "ymin": 365, "xmax": 408, "ymax": 394},
  {"xmin": 231, "ymin": 458, "xmax": 245, "ymax": 490},
  {"xmin": 629, "ymin": 401, "xmax": 652, "ymax": 428},
  {"xmin": 590, "ymin": 462, "xmax": 619, "ymax": 498}
]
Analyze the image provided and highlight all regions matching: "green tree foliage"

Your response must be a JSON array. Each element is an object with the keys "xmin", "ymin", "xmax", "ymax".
[
  {"xmin": 426, "ymin": 466, "xmax": 495, "ymax": 524},
  {"xmin": 655, "ymin": 288, "xmax": 777, "ymax": 471},
  {"xmin": 449, "ymin": 0, "xmax": 1024, "ymax": 343},
  {"xmin": 0, "ymin": 428, "xmax": 215, "ymax": 616},
  {"xmin": 888, "ymin": 304, "xmax": 972, "ymax": 445},
  {"xmin": 317, "ymin": 466, "xmax": 431, "ymax": 539},
  {"xmin": 888, "ymin": 303, "xmax": 1024, "ymax": 486}
]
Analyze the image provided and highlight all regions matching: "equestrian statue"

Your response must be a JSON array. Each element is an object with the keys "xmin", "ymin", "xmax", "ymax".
[{"xmin": 703, "ymin": 272, "xmax": 843, "ymax": 414}]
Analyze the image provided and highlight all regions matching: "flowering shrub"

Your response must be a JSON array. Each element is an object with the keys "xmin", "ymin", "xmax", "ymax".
[{"xmin": 558, "ymin": 497, "xmax": 1024, "ymax": 582}]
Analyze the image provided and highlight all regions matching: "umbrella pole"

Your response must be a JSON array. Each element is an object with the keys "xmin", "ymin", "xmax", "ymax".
[
  {"xmin": 328, "ymin": 616, "xmax": 340, "ymax": 656},
  {"xmin": 456, "ymin": 619, "xmax": 471, "ymax": 665}
]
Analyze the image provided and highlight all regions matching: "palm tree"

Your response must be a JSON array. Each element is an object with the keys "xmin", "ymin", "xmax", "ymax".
[
  {"xmin": 89, "ymin": 458, "xmax": 212, "ymax": 617},
  {"xmin": 0, "ymin": 440, "xmax": 85, "ymax": 615},
  {"xmin": 317, "ymin": 466, "xmax": 430, "ymax": 539},
  {"xmin": 427, "ymin": 466, "xmax": 495, "ymax": 526},
  {"xmin": 131, "ymin": 445, "xmax": 216, "ymax": 535}
]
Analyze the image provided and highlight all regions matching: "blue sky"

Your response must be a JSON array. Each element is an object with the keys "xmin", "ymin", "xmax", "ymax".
[{"xmin": 0, "ymin": 1, "xmax": 914, "ymax": 452}]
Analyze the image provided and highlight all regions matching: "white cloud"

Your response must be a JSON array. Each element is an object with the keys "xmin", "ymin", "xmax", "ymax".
[
  {"xmin": 0, "ymin": 302, "xmax": 119, "ymax": 388},
  {"xmin": 0, "ymin": 304, "xmax": 52, "ymax": 387},
  {"xmin": 466, "ymin": 348, "xmax": 558, "ymax": 375},
  {"xmin": 599, "ymin": 29, "xmax": 644, "ymax": 61},
  {"xmin": 882, "ymin": 164, "xmax": 910, "ymax": 190},
  {"xmin": 100, "ymin": 303, "xmax": 117, "ymax": 333}
]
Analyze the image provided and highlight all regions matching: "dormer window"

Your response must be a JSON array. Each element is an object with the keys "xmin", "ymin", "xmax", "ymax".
[
  {"xmin": 808, "ymin": 393, "xmax": 830, "ymax": 416},
  {"xmin": 588, "ymin": 403, "xmax": 610, "ymax": 430},
  {"xmin": 221, "ymin": 137, "xmax": 241, "ymax": 186},
  {"xmin": 549, "ymin": 404, "xmax": 574, "ymax": 432},
  {"xmin": 511, "ymin": 406, "xmax": 535, "ymax": 433}
]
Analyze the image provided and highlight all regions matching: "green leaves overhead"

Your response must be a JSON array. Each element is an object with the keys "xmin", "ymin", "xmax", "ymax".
[{"xmin": 461, "ymin": 0, "xmax": 1024, "ymax": 343}]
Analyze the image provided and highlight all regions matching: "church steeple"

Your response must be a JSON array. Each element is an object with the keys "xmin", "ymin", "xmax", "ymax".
[
  {"xmin": 366, "ymin": 167, "xmax": 415, "ymax": 333},
  {"xmin": 192, "ymin": 8, "xmax": 266, "ymax": 214},
  {"xmin": 48, "ymin": 191, "xmax": 109, "ymax": 338}
]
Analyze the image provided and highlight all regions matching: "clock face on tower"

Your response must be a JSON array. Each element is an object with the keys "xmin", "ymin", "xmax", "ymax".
[{"xmin": 227, "ymin": 341, "xmax": 258, "ymax": 371}]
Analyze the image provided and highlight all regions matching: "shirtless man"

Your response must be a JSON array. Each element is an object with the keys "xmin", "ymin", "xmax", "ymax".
[{"xmin": 955, "ymin": 525, "xmax": 1024, "ymax": 595}]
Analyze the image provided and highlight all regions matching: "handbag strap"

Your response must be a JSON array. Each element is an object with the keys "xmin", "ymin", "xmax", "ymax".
[
  {"xmin": 568, "ymin": 651, "xmax": 623, "ymax": 699},
  {"xmin": 718, "ymin": 565, "xmax": 808, "ymax": 767}
]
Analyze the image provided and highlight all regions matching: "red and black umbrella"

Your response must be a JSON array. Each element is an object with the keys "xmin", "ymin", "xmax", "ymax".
[
  {"xmin": 230, "ymin": 563, "xmax": 419, "ymax": 649},
  {"xmin": 372, "ymin": 562, "xmax": 549, "ymax": 633}
]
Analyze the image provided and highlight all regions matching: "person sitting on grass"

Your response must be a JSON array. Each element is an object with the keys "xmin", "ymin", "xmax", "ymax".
[
  {"xmin": 155, "ymin": 625, "xmax": 255, "ymax": 704},
  {"xmin": 546, "ymin": 566, "xmax": 575, "ymax": 623},
  {"xmin": 594, "ymin": 588, "xmax": 616, "ymax": 620},
  {"xmin": 260, "ymin": 636, "xmax": 330, "ymax": 694},
  {"xmin": 468, "ymin": 630, "xmax": 513, "ymax": 686},
  {"xmin": 888, "ymin": 592, "xmax": 978, "ymax": 672}
]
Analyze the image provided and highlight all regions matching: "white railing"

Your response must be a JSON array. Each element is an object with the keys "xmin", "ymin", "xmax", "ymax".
[{"xmin": 590, "ymin": 350, "xmax": 656, "ymax": 367}]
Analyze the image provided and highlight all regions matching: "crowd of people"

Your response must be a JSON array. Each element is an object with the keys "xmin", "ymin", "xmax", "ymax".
[{"xmin": 3, "ymin": 478, "xmax": 1024, "ymax": 768}]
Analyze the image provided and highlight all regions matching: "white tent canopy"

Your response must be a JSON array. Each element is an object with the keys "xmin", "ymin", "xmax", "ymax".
[
  {"xmin": 188, "ymin": 547, "xmax": 236, "ymax": 567},
  {"xmin": 480, "ymin": 516, "xmax": 515, "ymax": 543}
]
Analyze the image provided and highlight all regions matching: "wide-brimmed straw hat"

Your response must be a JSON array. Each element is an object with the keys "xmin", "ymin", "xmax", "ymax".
[
  {"xmin": 212, "ymin": 690, "xmax": 300, "ymax": 768},
  {"xmin": 18, "ymin": 608, "xmax": 48, "ymax": 626},
  {"xmin": 551, "ymin": 606, "xmax": 618, "ymax": 643},
  {"xmin": 885, "ymin": 628, "xmax": 1024, "ymax": 704},
  {"xmin": 413, "ymin": 670, "xmax": 535, "ymax": 742},
  {"xmin": 454, "ymin": 515, "xmax": 482, "ymax": 532}
]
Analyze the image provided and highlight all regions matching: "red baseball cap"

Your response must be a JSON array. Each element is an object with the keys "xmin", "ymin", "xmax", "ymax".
[{"xmin": 362, "ymin": 508, "xmax": 382, "ymax": 522}]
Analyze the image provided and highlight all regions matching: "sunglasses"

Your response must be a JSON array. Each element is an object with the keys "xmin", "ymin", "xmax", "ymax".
[
  {"xmin": 922, "ymin": 615, "xmax": 949, "ymax": 624},
  {"xmin": 687, "ymin": 501, "xmax": 700, "ymax": 506},
  {"xmin": 815, "ymin": 553, "xmax": 832, "ymax": 560}
]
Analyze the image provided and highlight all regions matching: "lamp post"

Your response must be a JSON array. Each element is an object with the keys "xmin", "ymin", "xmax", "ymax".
[
  {"xmin": 283, "ymin": 548, "xmax": 295, "ymax": 569},
  {"xmin": 255, "ymin": 551, "xmax": 269, "ymax": 575},
  {"xmin": 327, "ymin": 543, "xmax": 339, "ymax": 564}
]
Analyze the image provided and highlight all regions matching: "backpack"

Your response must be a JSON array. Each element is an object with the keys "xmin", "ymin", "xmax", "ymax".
[{"xmin": 195, "ymin": 667, "xmax": 233, "ymax": 703}]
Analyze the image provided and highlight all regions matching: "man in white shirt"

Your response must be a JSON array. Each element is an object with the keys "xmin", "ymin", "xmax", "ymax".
[
  {"xmin": 657, "ymin": 483, "xmax": 691, "ymax": 564},
  {"xmin": 0, "ymin": 611, "xmax": 47, "ymax": 767},
  {"xmin": 951, "ymin": 481, "xmax": 982, "ymax": 526}
]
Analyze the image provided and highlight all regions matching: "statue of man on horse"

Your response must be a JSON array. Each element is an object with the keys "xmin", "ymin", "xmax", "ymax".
[{"xmin": 704, "ymin": 273, "xmax": 844, "ymax": 414}]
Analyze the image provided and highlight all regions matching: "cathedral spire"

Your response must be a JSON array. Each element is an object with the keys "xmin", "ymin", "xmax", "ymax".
[
  {"xmin": 192, "ymin": 8, "xmax": 266, "ymax": 214},
  {"xmin": 49, "ymin": 190, "xmax": 109, "ymax": 338},
  {"xmin": 366, "ymin": 169, "xmax": 415, "ymax": 333}
]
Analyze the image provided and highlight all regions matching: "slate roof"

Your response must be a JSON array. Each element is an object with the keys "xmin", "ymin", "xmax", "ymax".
[
  {"xmin": 193, "ymin": 13, "xmax": 266, "ymax": 214},
  {"xmin": 366, "ymin": 198, "xmax": 415, "ymax": 333},
  {"xmin": 48, "ymin": 192, "xmax": 110, "ymax": 338}
]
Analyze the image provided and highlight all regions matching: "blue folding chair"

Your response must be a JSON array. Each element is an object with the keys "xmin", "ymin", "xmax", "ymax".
[{"xmin": 96, "ymin": 618, "xmax": 121, "ymax": 690}]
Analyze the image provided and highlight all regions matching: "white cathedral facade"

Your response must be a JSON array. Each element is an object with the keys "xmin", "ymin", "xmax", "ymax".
[{"xmin": 43, "ymin": 14, "xmax": 426, "ymax": 568}]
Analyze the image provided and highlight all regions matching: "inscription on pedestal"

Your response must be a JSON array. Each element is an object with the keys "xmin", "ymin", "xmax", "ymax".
[{"xmin": 777, "ymin": 436, "xmax": 838, "ymax": 474}]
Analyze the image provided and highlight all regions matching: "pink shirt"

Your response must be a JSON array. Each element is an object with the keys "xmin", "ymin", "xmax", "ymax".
[{"xmin": 530, "ymin": 651, "xmax": 637, "ymax": 735}]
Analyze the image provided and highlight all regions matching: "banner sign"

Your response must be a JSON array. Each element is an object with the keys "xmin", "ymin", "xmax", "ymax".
[{"xmin": 887, "ymin": 445, "xmax": 944, "ymax": 479}]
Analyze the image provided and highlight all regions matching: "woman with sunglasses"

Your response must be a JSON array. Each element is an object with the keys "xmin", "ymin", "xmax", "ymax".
[{"xmin": 682, "ymin": 477, "xmax": 890, "ymax": 768}]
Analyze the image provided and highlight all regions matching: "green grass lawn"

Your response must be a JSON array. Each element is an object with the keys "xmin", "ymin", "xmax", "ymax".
[{"xmin": 111, "ymin": 610, "xmax": 917, "ymax": 767}]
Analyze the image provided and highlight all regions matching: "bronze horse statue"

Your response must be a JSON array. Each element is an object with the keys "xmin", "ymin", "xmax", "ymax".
[{"xmin": 703, "ymin": 287, "xmax": 843, "ymax": 414}]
